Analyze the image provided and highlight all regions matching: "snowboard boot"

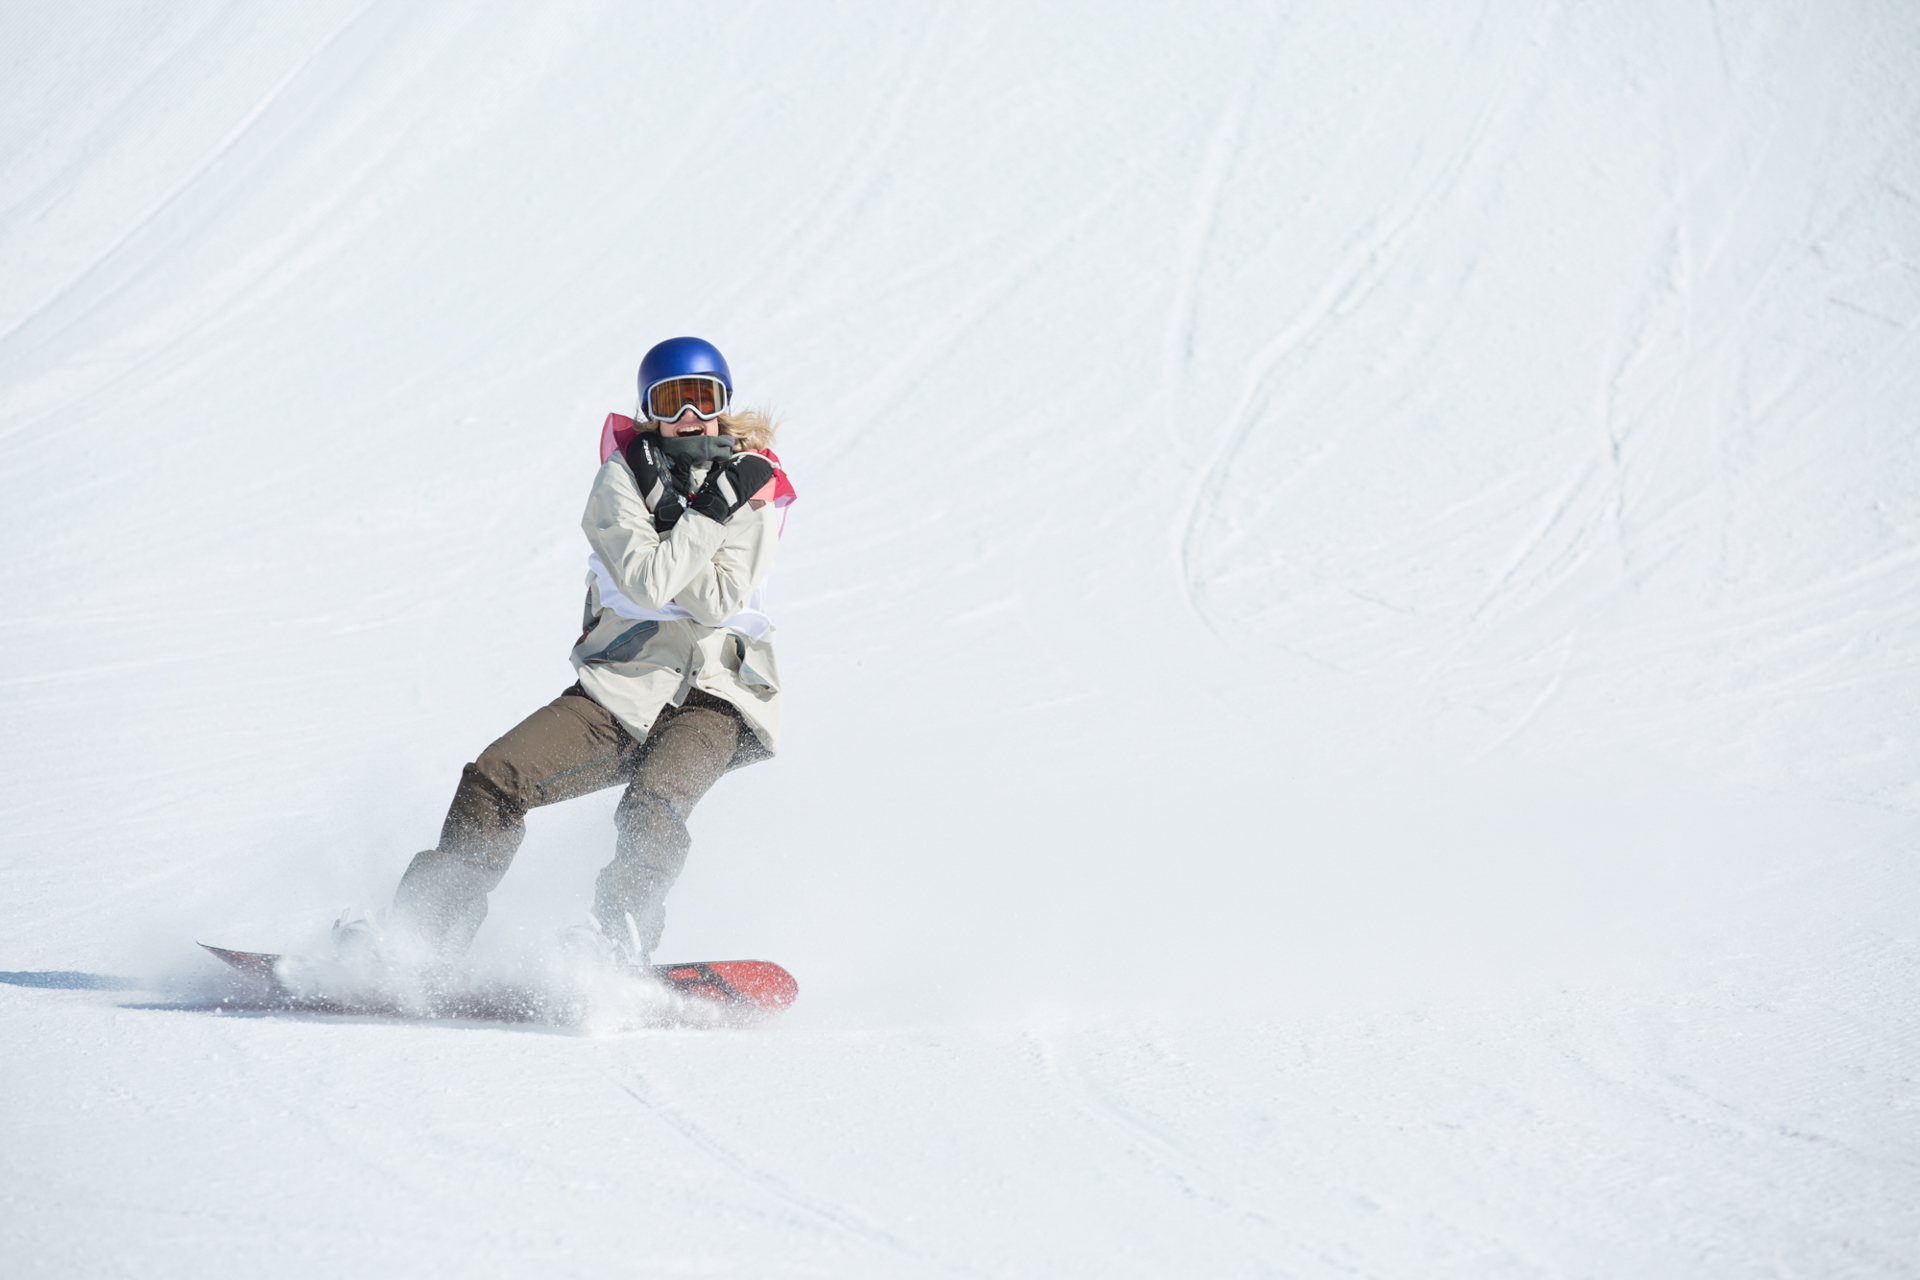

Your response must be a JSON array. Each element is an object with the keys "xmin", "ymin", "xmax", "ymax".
[
  {"xmin": 330, "ymin": 907, "xmax": 384, "ymax": 968},
  {"xmin": 556, "ymin": 912, "xmax": 652, "ymax": 971}
]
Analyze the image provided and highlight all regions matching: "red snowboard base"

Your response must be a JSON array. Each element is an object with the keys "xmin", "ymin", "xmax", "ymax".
[{"xmin": 199, "ymin": 943, "xmax": 797, "ymax": 1026}]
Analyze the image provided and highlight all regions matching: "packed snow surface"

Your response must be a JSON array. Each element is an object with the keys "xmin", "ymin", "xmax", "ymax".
[{"xmin": 4, "ymin": 2, "xmax": 1918, "ymax": 1274}]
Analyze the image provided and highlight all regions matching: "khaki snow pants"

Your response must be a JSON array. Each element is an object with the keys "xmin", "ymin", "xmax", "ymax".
[{"xmin": 391, "ymin": 683, "xmax": 751, "ymax": 961}]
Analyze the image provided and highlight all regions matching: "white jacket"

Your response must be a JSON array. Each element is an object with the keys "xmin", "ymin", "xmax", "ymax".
[{"xmin": 569, "ymin": 453, "xmax": 784, "ymax": 755}]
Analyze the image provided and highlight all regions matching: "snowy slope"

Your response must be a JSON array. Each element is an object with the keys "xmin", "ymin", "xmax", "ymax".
[{"xmin": 3, "ymin": 1, "xmax": 1918, "ymax": 1275}]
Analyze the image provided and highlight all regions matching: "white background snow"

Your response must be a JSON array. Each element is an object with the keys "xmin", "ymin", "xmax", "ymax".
[{"xmin": 4, "ymin": 1, "xmax": 1918, "ymax": 1274}]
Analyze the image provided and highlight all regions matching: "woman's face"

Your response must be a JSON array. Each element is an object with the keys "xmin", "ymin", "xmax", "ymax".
[{"xmin": 660, "ymin": 406, "xmax": 722, "ymax": 438}]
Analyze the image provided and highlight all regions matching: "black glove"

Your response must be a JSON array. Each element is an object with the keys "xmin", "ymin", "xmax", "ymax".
[
  {"xmin": 652, "ymin": 490, "xmax": 689, "ymax": 534},
  {"xmin": 623, "ymin": 433, "xmax": 691, "ymax": 532},
  {"xmin": 688, "ymin": 453, "xmax": 776, "ymax": 525}
]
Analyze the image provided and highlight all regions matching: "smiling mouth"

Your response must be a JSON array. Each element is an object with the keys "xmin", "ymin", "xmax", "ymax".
[{"xmin": 676, "ymin": 422, "xmax": 707, "ymax": 436}]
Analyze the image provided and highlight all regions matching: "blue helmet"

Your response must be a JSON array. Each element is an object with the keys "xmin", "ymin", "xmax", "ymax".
[{"xmin": 638, "ymin": 336, "xmax": 732, "ymax": 399}]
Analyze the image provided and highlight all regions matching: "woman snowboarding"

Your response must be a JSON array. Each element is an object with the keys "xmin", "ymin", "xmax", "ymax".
[{"xmin": 377, "ymin": 336, "xmax": 793, "ymax": 969}]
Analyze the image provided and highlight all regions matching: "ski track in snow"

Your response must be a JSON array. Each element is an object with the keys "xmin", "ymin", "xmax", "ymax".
[
  {"xmin": 609, "ymin": 1065, "xmax": 956, "ymax": 1274},
  {"xmin": 1026, "ymin": 1026, "xmax": 1281, "ymax": 1239},
  {"xmin": 1178, "ymin": 1, "xmax": 1546, "ymax": 635},
  {"xmin": 0, "ymin": 1, "xmax": 377, "ymax": 356},
  {"xmin": 4, "ymin": 1, "xmax": 1920, "ymax": 1275}
]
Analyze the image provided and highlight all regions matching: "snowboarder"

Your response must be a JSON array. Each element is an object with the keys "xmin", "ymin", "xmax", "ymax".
[{"xmin": 371, "ymin": 337, "xmax": 793, "ymax": 969}]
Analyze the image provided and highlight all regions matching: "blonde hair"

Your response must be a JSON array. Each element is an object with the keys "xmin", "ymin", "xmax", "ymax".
[{"xmin": 717, "ymin": 406, "xmax": 781, "ymax": 453}]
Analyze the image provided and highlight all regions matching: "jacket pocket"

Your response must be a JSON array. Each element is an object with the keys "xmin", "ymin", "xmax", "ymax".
[
  {"xmin": 583, "ymin": 619, "xmax": 659, "ymax": 665},
  {"xmin": 730, "ymin": 634, "xmax": 780, "ymax": 692}
]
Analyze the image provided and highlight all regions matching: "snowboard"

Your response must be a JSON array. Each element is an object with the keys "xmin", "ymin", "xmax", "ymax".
[{"xmin": 199, "ymin": 943, "xmax": 798, "ymax": 1026}]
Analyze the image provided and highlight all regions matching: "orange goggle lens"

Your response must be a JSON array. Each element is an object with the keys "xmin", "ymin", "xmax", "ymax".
[{"xmin": 646, "ymin": 376, "xmax": 727, "ymax": 422}]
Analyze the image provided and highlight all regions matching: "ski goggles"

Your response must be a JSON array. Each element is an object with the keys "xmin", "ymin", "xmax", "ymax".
[{"xmin": 644, "ymin": 375, "xmax": 729, "ymax": 423}]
